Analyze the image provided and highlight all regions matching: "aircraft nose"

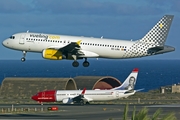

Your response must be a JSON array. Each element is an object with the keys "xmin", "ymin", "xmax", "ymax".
[
  {"xmin": 2, "ymin": 39, "xmax": 9, "ymax": 47},
  {"xmin": 31, "ymin": 95, "xmax": 36, "ymax": 101}
]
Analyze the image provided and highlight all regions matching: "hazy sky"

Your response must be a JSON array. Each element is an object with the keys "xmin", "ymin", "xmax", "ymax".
[{"xmin": 0, "ymin": 0, "xmax": 179, "ymax": 60}]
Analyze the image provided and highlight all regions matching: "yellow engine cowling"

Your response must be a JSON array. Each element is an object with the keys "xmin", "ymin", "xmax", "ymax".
[{"xmin": 42, "ymin": 49, "xmax": 63, "ymax": 60}]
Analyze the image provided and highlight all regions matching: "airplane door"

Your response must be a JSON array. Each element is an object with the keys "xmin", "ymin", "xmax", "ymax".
[
  {"xmin": 116, "ymin": 91, "xmax": 119, "ymax": 98},
  {"xmin": 19, "ymin": 34, "xmax": 26, "ymax": 44}
]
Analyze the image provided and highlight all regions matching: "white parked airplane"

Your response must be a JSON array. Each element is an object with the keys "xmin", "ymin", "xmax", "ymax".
[
  {"xmin": 31, "ymin": 68, "xmax": 141, "ymax": 105},
  {"xmin": 2, "ymin": 15, "xmax": 175, "ymax": 67}
]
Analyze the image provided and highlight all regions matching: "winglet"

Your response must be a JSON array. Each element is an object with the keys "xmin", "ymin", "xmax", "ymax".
[
  {"xmin": 76, "ymin": 40, "xmax": 82, "ymax": 46},
  {"xmin": 81, "ymin": 88, "xmax": 86, "ymax": 95}
]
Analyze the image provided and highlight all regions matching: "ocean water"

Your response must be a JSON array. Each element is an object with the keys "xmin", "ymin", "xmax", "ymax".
[{"xmin": 0, "ymin": 59, "xmax": 179, "ymax": 92}]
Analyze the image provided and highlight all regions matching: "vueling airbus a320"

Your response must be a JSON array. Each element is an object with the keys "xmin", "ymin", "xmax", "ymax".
[{"xmin": 2, "ymin": 15, "xmax": 175, "ymax": 67}]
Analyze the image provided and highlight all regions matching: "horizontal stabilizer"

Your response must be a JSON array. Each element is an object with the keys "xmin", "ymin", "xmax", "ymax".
[
  {"xmin": 148, "ymin": 46, "xmax": 164, "ymax": 51},
  {"xmin": 148, "ymin": 45, "xmax": 175, "ymax": 54},
  {"xmin": 124, "ymin": 88, "xmax": 144, "ymax": 94},
  {"xmin": 135, "ymin": 88, "xmax": 144, "ymax": 92}
]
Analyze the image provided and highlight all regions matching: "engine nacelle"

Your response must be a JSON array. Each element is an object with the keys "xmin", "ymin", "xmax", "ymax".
[
  {"xmin": 62, "ymin": 98, "xmax": 73, "ymax": 104},
  {"xmin": 42, "ymin": 49, "xmax": 63, "ymax": 60}
]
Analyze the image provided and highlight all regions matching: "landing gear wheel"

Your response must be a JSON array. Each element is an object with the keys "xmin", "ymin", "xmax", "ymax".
[
  {"xmin": 21, "ymin": 57, "xmax": 26, "ymax": 62},
  {"xmin": 83, "ymin": 61, "xmax": 90, "ymax": 67},
  {"xmin": 21, "ymin": 51, "xmax": 27, "ymax": 62},
  {"xmin": 72, "ymin": 61, "xmax": 79, "ymax": 67},
  {"xmin": 80, "ymin": 100, "xmax": 84, "ymax": 106},
  {"xmin": 83, "ymin": 58, "xmax": 90, "ymax": 67},
  {"xmin": 86, "ymin": 102, "xmax": 90, "ymax": 105}
]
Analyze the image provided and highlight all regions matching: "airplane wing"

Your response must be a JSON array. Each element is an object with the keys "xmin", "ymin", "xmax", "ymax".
[
  {"xmin": 59, "ymin": 40, "xmax": 82, "ymax": 55},
  {"xmin": 72, "ymin": 88, "xmax": 86, "ymax": 103}
]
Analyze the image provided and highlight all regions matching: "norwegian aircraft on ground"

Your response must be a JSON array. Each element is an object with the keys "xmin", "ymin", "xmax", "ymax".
[
  {"xmin": 31, "ymin": 68, "xmax": 142, "ymax": 105},
  {"xmin": 2, "ymin": 15, "xmax": 174, "ymax": 67}
]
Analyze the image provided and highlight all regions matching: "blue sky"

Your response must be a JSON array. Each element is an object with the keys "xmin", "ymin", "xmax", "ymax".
[{"xmin": 0, "ymin": 0, "xmax": 179, "ymax": 60}]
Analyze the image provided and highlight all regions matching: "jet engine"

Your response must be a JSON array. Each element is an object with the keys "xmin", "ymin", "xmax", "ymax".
[
  {"xmin": 42, "ymin": 49, "xmax": 63, "ymax": 60},
  {"xmin": 62, "ymin": 98, "xmax": 73, "ymax": 104}
]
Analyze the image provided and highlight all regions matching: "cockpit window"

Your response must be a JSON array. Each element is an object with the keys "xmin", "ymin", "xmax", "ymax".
[{"xmin": 9, "ymin": 36, "xmax": 15, "ymax": 39}]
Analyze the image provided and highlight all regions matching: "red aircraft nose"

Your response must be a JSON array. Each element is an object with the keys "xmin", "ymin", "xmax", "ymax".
[
  {"xmin": 31, "ymin": 95, "xmax": 37, "ymax": 101},
  {"xmin": 32, "ymin": 90, "xmax": 56, "ymax": 102}
]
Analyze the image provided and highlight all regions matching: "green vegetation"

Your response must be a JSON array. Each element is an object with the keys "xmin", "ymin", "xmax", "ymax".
[{"xmin": 120, "ymin": 104, "xmax": 177, "ymax": 120}]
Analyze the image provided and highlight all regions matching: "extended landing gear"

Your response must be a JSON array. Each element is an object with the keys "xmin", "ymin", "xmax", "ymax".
[
  {"xmin": 21, "ymin": 51, "xmax": 27, "ymax": 62},
  {"xmin": 78, "ymin": 101, "xmax": 90, "ymax": 105},
  {"xmin": 72, "ymin": 55, "xmax": 79, "ymax": 67},
  {"xmin": 80, "ymin": 100, "xmax": 84, "ymax": 106},
  {"xmin": 72, "ymin": 61, "xmax": 79, "ymax": 67},
  {"xmin": 71, "ymin": 55, "xmax": 90, "ymax": 67},
  {"xmin": 83, "ymin": 58, "xmax": 89, "ymax": 67},
  {"xmin": 21, "ymin": 57, "xmax": 26, "ymax": 62},
  {"xmin": 72, "ymin": 58, "xmax": 90, "ymax": 67},
  {"xmin": 85, "ymin": 102, "xmax": 90, "ymax": 105}
]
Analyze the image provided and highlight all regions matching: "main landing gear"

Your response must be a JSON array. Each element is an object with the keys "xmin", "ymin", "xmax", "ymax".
[
  {"xmin": 83, "ymin": 58, "xmax": 89, "ymax": 67},
  {"xmin": 78, "ymin": 100, "xmax": 90, "ymax": 106},
  {"xmin": 21, "ymin": 51, "xmax": 27, "ymax": 62},
  {"xmin": 72, "ymin": 56, "xmax": 90, "ymax": 67},
  {"xmin": 72, "ymin": 61, "xmax": 79, "ymax": 67}
]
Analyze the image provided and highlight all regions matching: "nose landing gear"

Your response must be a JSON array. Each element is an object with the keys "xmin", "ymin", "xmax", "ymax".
[{"xmin": 21, "ymin": 51, "xmax": 26, "ymax": 62}]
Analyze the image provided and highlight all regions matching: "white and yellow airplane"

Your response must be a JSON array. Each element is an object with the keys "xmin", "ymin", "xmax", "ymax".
[{"xmin": 2, "ymin": 15, "xmax": 175, "ymax": 67}]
